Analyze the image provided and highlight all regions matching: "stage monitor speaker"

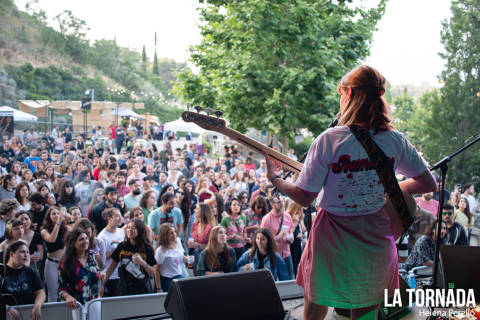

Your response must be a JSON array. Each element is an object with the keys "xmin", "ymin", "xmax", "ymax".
[
  {"xmin": 439, "ymin": 245, "xmax": 480, "ymax": 299},
  {"xmin": 164, "ymin": 269, "xmax": 286, "ymax": 320}
]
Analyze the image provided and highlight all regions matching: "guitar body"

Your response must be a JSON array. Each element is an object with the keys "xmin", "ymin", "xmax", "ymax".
[{"xmin": 182, "ymin": 109, "xmax": 415, "ymax": 238}]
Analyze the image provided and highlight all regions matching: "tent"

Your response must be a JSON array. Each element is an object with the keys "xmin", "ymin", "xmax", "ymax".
[
  {"xmin": 163, "ymin": 117, "xmax": 206, "ymax": 135},
  {"xmin": 0, "ymin": 106, "xmax": 38, "ymax": 121},
  {"xmin": 110, "ymin": 107, "xmax": 145, "ymax": 120}
]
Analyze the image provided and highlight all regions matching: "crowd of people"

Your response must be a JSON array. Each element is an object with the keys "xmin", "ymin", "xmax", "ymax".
[
  {"xmin": 0, "ymin": 126, "xmax": 309, "ymax": 318},
  {"xmin": 0, "ymin": 105, "xmax": 477, "ymax": 319}
]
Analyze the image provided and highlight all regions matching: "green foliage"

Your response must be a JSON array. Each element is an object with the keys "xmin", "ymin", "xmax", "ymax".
[
  {"xmin": 174, "ymin": 0, "xmax": 385, "ymax": 143},
  {"xmin": 396, "ymin": 0, "xmax": 480, "ymax": 189},
  {"xmin": 153, "ymin": 50, "xmax": 159, "ymax": 75}
]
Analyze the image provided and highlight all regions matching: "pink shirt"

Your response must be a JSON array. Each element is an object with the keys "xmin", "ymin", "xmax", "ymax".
[
  {"xmin": 261, "ymin": 211, "xmax": 294, "ymax": 258},
  {"xmin": 191, "ymin": 223, "xmax": 212, "ymax": 245},
  {"xmin": 415, "ymin": 197, "xmax": 439, "ymax": 217}
]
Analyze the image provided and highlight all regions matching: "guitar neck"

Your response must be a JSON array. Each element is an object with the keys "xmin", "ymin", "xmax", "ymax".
[{"xmin": 221, "ymin": 127, "xmax": 303, "ymax": 173}]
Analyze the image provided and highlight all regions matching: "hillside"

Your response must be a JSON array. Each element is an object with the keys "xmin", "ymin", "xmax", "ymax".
[{"xmin": 0, "ymin": 0, "xmax": 185, "ymax": 121}]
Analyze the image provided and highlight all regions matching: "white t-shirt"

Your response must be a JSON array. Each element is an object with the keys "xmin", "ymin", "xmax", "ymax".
[
  {"xmin": 155, "ymin": 238, "xmax": 184, "ymax": 278},
  {"xmin": 296, "ymin": 126, "xmax": 428, "ymax": 216},
  {"xmin": 98, "ymin": 228, "xmax": 125, "ymax": 279}
]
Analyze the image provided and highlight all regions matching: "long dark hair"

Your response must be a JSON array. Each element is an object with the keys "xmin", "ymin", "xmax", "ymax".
[
  {"xmin": 57, "ymin": 180, "xmax": 79, "ymax": 206},
  {"xmin": 176, "ymin": 187, "xmax": 192, "ymax": 235},
  {"xmin": 14, "ymin": 182, "xmax": 30, "ymax": 204},
  {"xmin": 60, "ymin": 228, "xmax": 89, "ymax": 281},
  {"xmin": 205, "ymin": 226, "xmax": 234, "ymax": 272},
  {"xmin": 157, "ymin": 184, "xmax": 174, "ymax": 207},
  {"xmin": 41, "ymin": 206, "xmax": 66, "ymax": 234},
  {"xmin": 249, "ymin": 228, "xmax": 277, "ymax": 267},
  {"xmin": 122, "ymin": 218, "xmax": 150, "ymax": 253},
  {"xmin": 74, "ymin": 218, "xmax": 98, "ymax": 248}
]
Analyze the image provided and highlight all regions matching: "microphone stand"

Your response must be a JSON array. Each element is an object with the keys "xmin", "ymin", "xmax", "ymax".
[{"xmin": 428, "ymin": 132, "xmax": 480, "ymax": 317}]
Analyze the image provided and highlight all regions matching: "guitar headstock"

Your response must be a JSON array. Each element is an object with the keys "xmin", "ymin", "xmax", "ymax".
[{"xmin": 182, "ymin": 109, "xmax": 227, "ymax": 132}]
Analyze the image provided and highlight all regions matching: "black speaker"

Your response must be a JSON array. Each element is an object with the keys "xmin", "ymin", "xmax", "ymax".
[
  {"xmin": 439, "ymin": 245, "xmax": 480, "ymax": 299},
  {"xmin": 164, "ymin": 269, "xmax": 286, "ymax": 320}
]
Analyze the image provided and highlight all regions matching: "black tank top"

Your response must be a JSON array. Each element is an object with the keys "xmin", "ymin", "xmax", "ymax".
[{"xmin": 45, "ymin": 226, "xmax": 65, "ymax": 252}]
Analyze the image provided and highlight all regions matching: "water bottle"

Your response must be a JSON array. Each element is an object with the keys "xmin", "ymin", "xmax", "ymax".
[{"xmin": 406, "ymin": 271, "xmax": 416, "ymax": 289}]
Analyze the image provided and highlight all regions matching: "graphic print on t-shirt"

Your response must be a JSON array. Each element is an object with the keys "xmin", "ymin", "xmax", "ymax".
[{"xmin": 332, "ymin": 154, "xmax": 395, "ymax": 212}]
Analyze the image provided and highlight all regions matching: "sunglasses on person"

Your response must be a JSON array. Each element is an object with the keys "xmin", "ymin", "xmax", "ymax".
[{"xmin": 442, "ymin": 211, "xmax": 453, "ymax": 216}]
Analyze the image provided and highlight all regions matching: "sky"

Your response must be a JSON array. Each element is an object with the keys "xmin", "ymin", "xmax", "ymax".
[{"xmin": 15, "ymin": 0, "xmax": 452, "ymax": 87}]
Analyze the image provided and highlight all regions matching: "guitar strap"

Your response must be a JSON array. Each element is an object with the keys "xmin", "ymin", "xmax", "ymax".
[{"xmin": 349, "ymin": 125, "xmax": 414, "ymax": 232}]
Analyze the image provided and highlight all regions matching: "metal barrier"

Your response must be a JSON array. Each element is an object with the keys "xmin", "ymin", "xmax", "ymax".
[
  {"xmin": 4, "ymin": 280, "xmax": 302, "ymax": 320},
  {"xmin": 84, "ymin": 293, "xmax": 168, "ymax": 320},
  {"xmin": 6, "ymin": 301, "xmax": 82, "ymax": 320}
]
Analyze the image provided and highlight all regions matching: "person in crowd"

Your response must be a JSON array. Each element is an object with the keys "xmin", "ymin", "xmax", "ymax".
[
  {"xmin": 0, "ymin": 173, "xmax": 16, "ymax": 200},
  {"xmin": 154, "ymin": 223, "xmax": 188, "ymax": 292},
  {"xmin": 403, "ymin": 220, "xmax": 447, "ymax": 272},
  {"xmin": 15, "ymin": 182, "xmax": 31, "ymax": 211},
  {"xmin": 237, "ymin": 228, "xmax": 289, "ymax": 281},
  {"xmin": 69, "ymin": 206, "xmax": 83, "ymax": 225},
  {"xmin": 230, "ymin": 171, "xmax": 248, "ymax": 197},
  {"xmin": 189, "ymin": 203, "xmax": 216, "ymax": 269},
  {"xmin": 149, "ymin": 192, "xmax": 183, "ymax": 240},
  {"xmin": 126, "ymin": 207, "xmax": 154, "ymax": 244},
  {"xmin": 4, "ymin": 241, "xmax": 45, "ymax": 320},
  {"xmin": 260, "ymin": 194, "xmax": 294, "ymax": 280},
  {"xmin": 28, "ymin": 193, "xmax": 48, "ymax": 231},
  {"xmin": 57, "ymin": 180, "xmax": 80, "ymax": 209},
  {"xmin": 221, "ymin": 197, "xmax": 247, "ymax": 258},
  {"xmin": 0, "ymin": 218, "xmax": 24, "ymax": 263},
  {"xmin": 127, "ymin": 163, "xmax": 146, "ymax": 185},
  {"xmin": 139, "ymin": 190, "xmax": 157, "ymax": 226},
  {"xmin": 263, "ymin": 65, "xmax": 437, "ymax": 319},
  {"xmin": 86, "ymin": 189, "xmax": 104, "ymax": 221},
  {"xmin": 93, "ymin": 157, "xmax": 107, "ymax": 182},
  {"xmin": 416, "ymin": 192, "xmax": 439, "ymax": 218},
  {"xmin": 58, "ymin": 228, "xmax": 104, "ymax": 310},
  {"xmin": 16, "ymin": 211, "xmax": 44, "ymax": 271},
  {"xmin": 461, "ymin": 183, "xmax": 477, "ymax": 216},
  {"xmin": 46, "ymin": 193, "xmax": 56, "ymax": 207},
  {"xmin": 442, "ymin": 203, "xmax": 468, "ymax": 246},
  {"xmin": 40, "ymin": 206, "xmax": 68, "ymax": 302},
  {"xmin": 75, "ymin": 135, "xmax": 85, "ymax": 152},
  {"xmin": 250, "ymin": 177, "xmax": 272, "ymax": 212},
  {"xmin": 197, "ymin": 226, "xmax": 236, "ymax": 276},
  {"xmin": 24, "ymin": 148, "xmax": 41, "ymax": 174},
  {"xmin": 175, "ymin": 186, "xmax": 192, "ymax": 243},
  {"xmin": 111, "ymin": 170, "xmax": 130, "ymax": 197},
  {"xmin": 245, "ymin": 168, "xmax": 257, "ymax": 196},
  {"xmin": 244, "ymin": 195, "xmax": 268, "ymax": 248},
  {"xmin": 75, "ymin": 170, "xmax": 95, "ymax": 216},
  {"xmin": 21, "ymin": 169, "xmax": 33, "ymax": 184},
  {"xmin": 455, "ymin": 196, "xmax": 473, "ymax": 243},
  {"xmin": 286, "ymin": 201, "xmax": 307, "ymax": 277},
  {"xmin": 97, "ymin": 208, "xmax": 125, "ymax": 297},
  {"xmin": 124, "ymin": 179, "xmax": 142, "ymax": 211},
  {"xmin": 90, "ymin": 186, "xmax": 120, "ymax": 233},
  {"xmin": 37, "ymin": 184, "xmax": 50, "ymax": 200},
  {"xmin": 75, "ymin": 218, "xmax": 105, "ymax": 270},
  {"xmin": 45, "ymin": 166, "xmax": 56, "ymax": 189},
  {"xmin": 238, "ymin": 191, "xmax": 249, "ymax": 212},
  {"xmin": 449, "ymin": 191, "xmax": 461, "ymax": 209},
  {"xmin": 103, "ymin": 218, "xmax": 156, "ymax": 295},
  {"xmin": 116, "ymin": 195, "xmax": 127, "ymax": 217},
  {"xmin": 407, "ymin": 205, "xmax": 435, "ymax": 251},
  {"xmin": 195, "ymin": 176, "xmax": 215, "ymax": 203},
  {"xmin": 0, "ymin": 199, "xmax": 19, "ymax": 241}
]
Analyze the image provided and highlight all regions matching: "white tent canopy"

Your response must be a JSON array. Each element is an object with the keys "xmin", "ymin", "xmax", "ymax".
[
  {"xmin": 163, "ymin": 117, "xmax": 206, "ymax": 134},
  {"xmin": 110, "ymin": 107, "xmax": 145, "ymax": 120},
  {"xmin": 0, "ymin": 106, "xmax": 38, "ymax": 121}
]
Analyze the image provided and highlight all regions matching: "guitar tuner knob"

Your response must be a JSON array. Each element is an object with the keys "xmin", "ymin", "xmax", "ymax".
[
  {"xmin": 205, "ymin": 108, "xmax": 213, "ymax": 116},
  {"xmin": 194, "ymin": 106, "xmax": 203, "ymax": 113},
  {"xmin": 215, "ymin": 110, "xmax": 223, "ymax": 118}
]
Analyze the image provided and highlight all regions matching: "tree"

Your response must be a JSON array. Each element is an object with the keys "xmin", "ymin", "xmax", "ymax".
[
  {"xmin": 174, "ymin": 0, "xmax": 385, "ymax": 151},
  {"xmin": 392, "ymin": 90, "xmax": 416, "ymax": 134},
  {"xmin": 142, "ymin": 45, "xmax": 148, "ymax": 72},
  {"xmin": 436, "ymin": 0, "xmax": 480, "ymax": 186}
]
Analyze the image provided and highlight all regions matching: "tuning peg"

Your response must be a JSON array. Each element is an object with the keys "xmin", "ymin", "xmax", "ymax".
[
  {"xmin": 215, "ymin": 110, "xmax": 223, "ymax": 118},
  {"xmin": 186, "ymin": 103, "xmax": 191, "ymax": 111},
  {"xmin": 194, "ymin": 105, "xmax": 203, "ymax": 113},
  {"xmin": 205, "ymin": 108, "xmax": 213, "ymax": 116}
]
